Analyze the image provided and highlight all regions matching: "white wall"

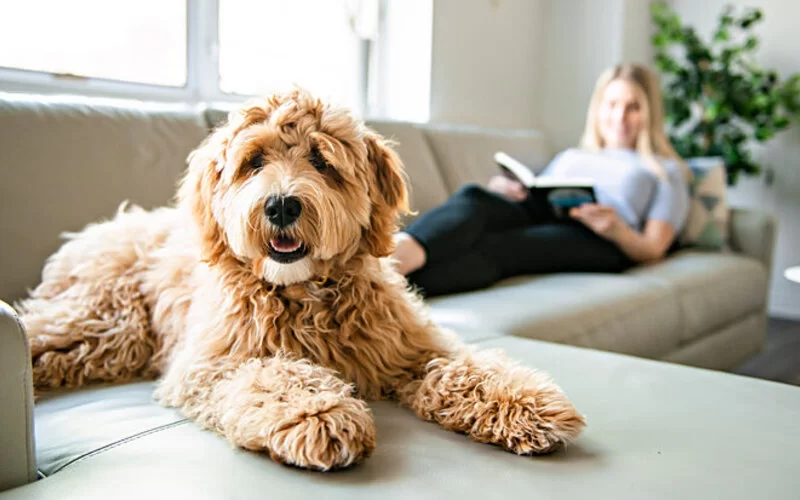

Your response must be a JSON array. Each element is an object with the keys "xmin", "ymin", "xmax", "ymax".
[
  {"xmin": 667, "ymin": 0, "xmax": 800, "ymax": 319},
  {"xmin": 537, "ymin": 0, "xmax": 624, "ymax": 151},
  {"xmin": 429, "ymin": 0, "xmax": 650, "ymax": 143},
  {"xmin": 429, "ymin": 0, "xmax": 544, "ymax": 130},
  {"xmin": 535, "ymin": 0, "xmax": 655, "ymax": 151}
]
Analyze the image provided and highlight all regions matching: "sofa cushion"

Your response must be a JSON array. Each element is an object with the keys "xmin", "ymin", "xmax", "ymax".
[
  {"xmin": 34, "ymin": 384, "xmax": 185, "ymax": 476},
  {"xmin": 627, "ymin": 250, "xmax": 768, "ymax": 345},
  {"xmin": 0, "ymin": 93, "xmax": 208, "ymax": 303},
  {"xmin": 679, "ymin": 157, "xmax": 730, "ymax": 250},
  {"xmin": 420, "ymin": 124, "xmax": 552, "ymax": 193},
  {"xmin": 365, "ymin": 120, "xmax": 450, "ymax": 224},
  {"xmin": 427, "ymin": 273, "xmax": 681, "ymax": 360},
  {"xmin": 21, "ymin": 337, "xmax": 800, "ymax": 500}
]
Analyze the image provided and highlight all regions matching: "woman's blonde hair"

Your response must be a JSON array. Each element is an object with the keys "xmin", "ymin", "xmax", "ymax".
[{"xmin": 579, "ymin": 63, "xmax": 690, "ymax": 181}]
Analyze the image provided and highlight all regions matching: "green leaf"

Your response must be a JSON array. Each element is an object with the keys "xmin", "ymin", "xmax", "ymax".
[
  {"xmin": 753, "ymin": 94, "xmax": 770, "ymax": 109},
  {"xmin": 650, "ymin": 1, "xmax": 668, "ymax": 17},
  {"xmin": 713, "ymin": 29, "xmax": 729, "ymax": 42},
  {"xmin": 704, "ymin": 99, "xmax": 722, "ymax": 121},
  {"xmin": 754, "ymin": 127, "xmax": 774, "ymax": 141},
  {"xmin": 727, "ymin": 169, "xmax": 739, "ymax": 186},
  {"xmin": 744, "ymin": 36, "xmax": 758, "ymax": 51},
  {"xmin": 739, "ymin": 10, "xmax": 763, "ymax": 29},
  {"xmin": 742, "ymin": 160, "xmax": 761, "ymax": 174}
]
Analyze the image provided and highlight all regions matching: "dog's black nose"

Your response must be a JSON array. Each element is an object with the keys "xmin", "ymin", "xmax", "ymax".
[{"xmin": 264, "ymin": 196, "xmax": 302, "ymax": 228}]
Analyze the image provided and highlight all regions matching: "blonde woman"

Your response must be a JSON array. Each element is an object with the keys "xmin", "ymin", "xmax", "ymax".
[{"xmin": 393, "ymin": 63, "xmax": 691, "ymax": 297}]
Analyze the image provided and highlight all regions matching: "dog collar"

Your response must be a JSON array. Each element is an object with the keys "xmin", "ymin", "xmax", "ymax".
[{"xmin": 313, "ymin": 275, "xmax": 330, "ymax": 286}]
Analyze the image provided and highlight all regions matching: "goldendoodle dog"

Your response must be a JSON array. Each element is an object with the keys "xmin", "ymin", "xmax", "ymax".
[{"xmin": 19, "ymin": 89, "xmax": 585, "ymax": 471}]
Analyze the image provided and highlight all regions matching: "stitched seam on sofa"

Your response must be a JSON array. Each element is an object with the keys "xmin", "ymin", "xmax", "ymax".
[{"xmin": 52, "ymin": 419, "xmax": 190, "ymax": 474}]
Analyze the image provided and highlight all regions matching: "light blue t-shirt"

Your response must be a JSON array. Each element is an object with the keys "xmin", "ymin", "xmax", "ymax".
[{"xmin": 540, "ymin": 148, "xmax": 690, "ymax": 233}]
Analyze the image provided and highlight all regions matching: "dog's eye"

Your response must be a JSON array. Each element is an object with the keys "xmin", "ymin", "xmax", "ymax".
[
  {"xmin": 249, "ymin": 152, "xmax": 265, "ymax": 170},
  {"xmin": 309, "ymin": 146, "xmax": 330, "ymax": 172}
]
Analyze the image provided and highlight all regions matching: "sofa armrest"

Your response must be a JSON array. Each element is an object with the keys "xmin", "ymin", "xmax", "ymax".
[
  {"xmin": 0, "ymin": 300, "xmax": 37, "ymax": 491},
  {"xmin": 728, "ymin": 207, "xmax": 777, "ymax": 271}
]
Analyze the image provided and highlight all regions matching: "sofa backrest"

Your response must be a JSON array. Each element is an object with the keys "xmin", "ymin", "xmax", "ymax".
[
  {"xmin": 420, "ymin": 124, "xmax": 553, "ymax": 193},
  {"xmin": 0, "ymin": 93, "xmax": 208, "ymax": 303},
  {"xmin": 0, "ymin": 94, "xmax": 556, "ymax": 303}
]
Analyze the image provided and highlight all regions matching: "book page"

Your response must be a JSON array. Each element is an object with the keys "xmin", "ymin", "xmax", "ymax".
[{"xmin": 493, "ymin": 151, "xmax": 537, "ymax": 187}]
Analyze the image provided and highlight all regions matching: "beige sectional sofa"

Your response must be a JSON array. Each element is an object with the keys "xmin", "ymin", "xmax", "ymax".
[
  {"xmin": 369, "ymin": 121, "xmax": 774, "ymax": 370},
  {"xmin": 1, "ymin": 94, "xmax": 792, "ymax": 499}
]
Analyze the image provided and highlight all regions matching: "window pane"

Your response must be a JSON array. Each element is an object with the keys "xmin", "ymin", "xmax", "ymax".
[
  {"xmin": 0, "ymin": 0, "xmax": 187, "ymax": 87},
  {"xmin": 219, "ymin": 0, "xmax": 365, "ymax": 112}
]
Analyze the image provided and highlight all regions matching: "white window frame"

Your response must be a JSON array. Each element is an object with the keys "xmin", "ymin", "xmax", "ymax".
[{"xmin": 0, "ymin": 0, "xmax": 382, "ymax": 114}]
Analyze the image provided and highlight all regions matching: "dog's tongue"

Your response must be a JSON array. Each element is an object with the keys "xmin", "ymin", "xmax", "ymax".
[{"xmin": 270, "ymin": 236, "xmax": 301, "ymax": 253}]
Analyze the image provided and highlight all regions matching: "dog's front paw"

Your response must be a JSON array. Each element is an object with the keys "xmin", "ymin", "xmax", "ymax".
[
  {"xmin": 470, "ymin": 383, "xmax": 586, "ymax": 455},
  {"xmin": 231, "ymin": 393, "xmax": 376, "ymax": 471},
  {"xmin": 407, "ymin": 351, "xmax": 586, "ymax": 455}
]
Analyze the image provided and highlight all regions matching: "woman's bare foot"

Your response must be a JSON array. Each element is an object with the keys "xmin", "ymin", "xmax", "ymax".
[{"xmin": 392, "ymin": 233, "xmax": 427, "ymax": 275}]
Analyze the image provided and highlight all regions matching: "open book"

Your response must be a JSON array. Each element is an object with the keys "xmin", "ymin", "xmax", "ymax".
[{"xmin": 493, "ymin": 151, "xmax": 597, "ymax": 220}]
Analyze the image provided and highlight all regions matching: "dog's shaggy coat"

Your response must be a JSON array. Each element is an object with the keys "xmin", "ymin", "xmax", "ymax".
[{"xmin": 19, "ymin": 90, "xmax": 585, "ymax": 470}]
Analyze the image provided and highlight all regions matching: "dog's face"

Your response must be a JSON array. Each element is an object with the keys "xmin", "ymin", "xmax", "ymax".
[{"xmin": 179, "ymin": 90, "xmax": 409, "ymax": 285}]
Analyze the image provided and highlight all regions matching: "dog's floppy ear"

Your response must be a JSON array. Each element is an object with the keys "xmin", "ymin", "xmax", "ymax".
[
  {"xmin": 177, "ymin": 130, "xmax": 229, "ymax": 265},
  {"xmin": 362, "ymin": 130, "xmax": 411, "ymax": 258}
]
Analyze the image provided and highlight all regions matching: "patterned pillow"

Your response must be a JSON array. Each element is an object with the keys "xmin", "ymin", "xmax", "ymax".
[{"xmin": 679, "ymin": 157, "xmax": 729, "ymax": 249}]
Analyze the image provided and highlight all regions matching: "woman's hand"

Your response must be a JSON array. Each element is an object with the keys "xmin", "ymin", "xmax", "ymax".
[
  {"xmin": 487, "ymin": 175, "xmax": 528, "ymax": 202},
  {"xmin": 569, "ymin": 203, "xmax": 623, "ymax": 241}
]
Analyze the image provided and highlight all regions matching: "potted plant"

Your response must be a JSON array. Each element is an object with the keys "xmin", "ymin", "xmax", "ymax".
[{"xmin": 651, "ymin": 2, "xmax": 800, "ymax": 185}]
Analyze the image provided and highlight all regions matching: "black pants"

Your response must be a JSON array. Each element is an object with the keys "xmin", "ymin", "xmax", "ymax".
[{"xmin": 404, "ymin": 185, "xmax": 634, "ymax": 297}]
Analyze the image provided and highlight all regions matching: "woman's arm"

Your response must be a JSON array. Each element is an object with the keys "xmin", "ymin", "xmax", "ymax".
[
  {"xmin": 610, "ymin": 219, "xmax": 675, "ymax": 263},
  {"xmin": 570, "ymin": 204, "xmax": 675, "ymax": 263}
]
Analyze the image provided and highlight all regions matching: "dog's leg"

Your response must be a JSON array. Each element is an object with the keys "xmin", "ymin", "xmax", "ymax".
[
  {"xmin": 399, "ymin": 347, "xmax": 586, "ymax": 455},
  {"xmin": 21, "ymin": 267, "xmax": 159, "ymax": 390},
  {"xmin": 155, "ymin": 352, "xmax": 376, "ymax": 471},
  {"xmin": 18, "ymin": 208, "xmax": 168, "ymax": 390}
]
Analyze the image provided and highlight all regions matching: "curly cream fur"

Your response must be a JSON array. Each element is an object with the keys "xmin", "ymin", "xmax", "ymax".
[{"xmin": 19, "ymin": 89, "xmax": 585, "ymax": 471}]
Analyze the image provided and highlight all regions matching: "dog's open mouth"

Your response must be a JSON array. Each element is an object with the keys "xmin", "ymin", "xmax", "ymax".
[{"xmin": 267, "ymin": 235, "xmax": 308, "ymax": 264}]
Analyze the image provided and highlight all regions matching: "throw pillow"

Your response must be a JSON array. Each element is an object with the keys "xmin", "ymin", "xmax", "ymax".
[{"xmin": 679, "ymin": 157, "xmax": 729, "ymax": 250}]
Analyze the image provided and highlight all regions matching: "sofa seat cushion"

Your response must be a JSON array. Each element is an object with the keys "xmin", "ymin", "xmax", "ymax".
[
  {"xmin": 19, "ymin": 338, "xmax": 800, "ymax": 500},
  {"xmin": 34, "ymin": 384, "xmax": 185, "ymax": 477},
  {"xmin": 427, "ymin": 274, "xmax": 681, "ymax": 359},
  {"xmin": 627, "ymin": 250, "xmax": 768, "ymax": 344}
]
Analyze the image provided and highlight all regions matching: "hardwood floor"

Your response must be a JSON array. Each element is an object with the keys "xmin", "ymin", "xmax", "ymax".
[{"xmin": 734, "ymin": 317, "xmax": 800, "ymax": 386}]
